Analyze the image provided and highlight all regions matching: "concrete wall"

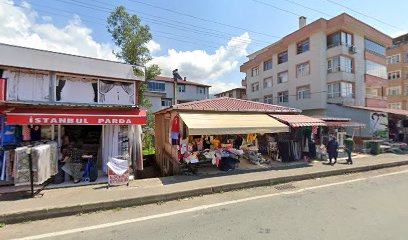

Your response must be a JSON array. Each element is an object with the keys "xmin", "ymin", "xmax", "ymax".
[
  {"xmin": 326, "ymin": 104, "xmax": 372, "ymax": 137},
  {"xmin": 0, "ymin": 43, "xmax": 143, "ymax": 81}
]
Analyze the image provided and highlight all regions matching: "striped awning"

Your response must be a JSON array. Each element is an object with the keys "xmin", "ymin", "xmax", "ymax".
[{"xmin": 269, "ymin": 114, "xmax": 326, "ymax": 128}]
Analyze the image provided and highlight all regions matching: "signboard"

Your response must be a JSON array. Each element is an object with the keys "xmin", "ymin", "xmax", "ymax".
[
  {"xmin": 370, "ymin": 112, "xmax": 388, "ymax": 138},
  {"xmin": 108, "ymin": 169, "xmax": 129, "ymax": 186},
  {"xmin": 6, "ymin": 114, "xmax": 146, "ymax": 125}
]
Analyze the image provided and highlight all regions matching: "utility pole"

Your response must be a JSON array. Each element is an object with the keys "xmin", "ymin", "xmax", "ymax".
[{"xmin": 172, "ymin": 69, "xmax": 182, "ymax": 105}]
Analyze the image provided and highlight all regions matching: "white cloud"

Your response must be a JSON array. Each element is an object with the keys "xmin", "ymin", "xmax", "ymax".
[
  {"xmin": 0, "ymin": 1, "xmax": 116, "ymax": 61},
  {"xmin": 390, "ymin": 30, "xmax": 408, "ymax": 38},
  {"xmin": 150, "ymin": 33, "xmax": 251, "ymax": 93},
  {"xmin": 146, "ymin": 40, "xmax": 160, "ymax": 53}
]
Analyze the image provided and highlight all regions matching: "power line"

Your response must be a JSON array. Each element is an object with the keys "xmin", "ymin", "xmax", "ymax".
[
  {"xmin": 126, "ymin": 0, "xmax": 281, "ymax": 39},
  {"xmin": 280, "ymin": 0, "xmax": 333, "ymax": 18},
  {"xmin": 51, "ymin": 0, "xmax": 268, "ymax": 47},
  {"xmin": 326, "ymin": 0, "xmax": 405, "ymax": 31},
  {"xmin": 252, "ymin": 0, "xmax": 316, "ymax": 21},
  {"xmin": 0, "ymin": 1, "xmax": 254, "ymax": 52}
]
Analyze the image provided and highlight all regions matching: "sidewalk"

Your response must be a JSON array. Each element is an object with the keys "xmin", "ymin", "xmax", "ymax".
[{"xmin": 1, "ymin": 153, "xmax": 408, "ymax": 224}]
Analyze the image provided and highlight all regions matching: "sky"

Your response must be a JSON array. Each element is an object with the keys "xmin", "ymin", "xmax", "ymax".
[{"xmin": 0, "ymin": 0, "xmax": 407, "ymax": 94}]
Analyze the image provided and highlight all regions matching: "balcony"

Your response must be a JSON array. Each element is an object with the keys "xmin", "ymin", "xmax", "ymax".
[
  {"xmin": 327, "ymin": 71, "xmax": 355, "ymax": 83},
  {"xmin": 327, "ymin": 96, "xmax": 355, "ymax": 105},
  {"xmin": 326, "ymin": 44, "xmax": 354, "ymax": 58}
]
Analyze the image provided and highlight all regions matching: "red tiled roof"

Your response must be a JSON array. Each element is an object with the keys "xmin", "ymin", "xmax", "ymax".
[
  {"xmin": 155, "ymin": 97, "xmax": 301, "ymax": 114},
  {"xmin": 152, "ymin": 76, "xmax": 211, "ymax": 87},
  {"xmin": 344, "ymin": 105, "xmax": 408, "ymax": 116},
  {"xmin": 270, "ymin": 114, "xmax": 326, "ymax": 127}
]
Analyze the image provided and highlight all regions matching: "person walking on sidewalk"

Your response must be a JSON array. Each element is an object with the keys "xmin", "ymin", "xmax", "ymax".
[
  {"xmin": 326, "ymin": 136, "xmax": 339, "ymax": 165},
  {"xmin": 344, "ymin": 135, "xmax": 354, "ymax": 165}
]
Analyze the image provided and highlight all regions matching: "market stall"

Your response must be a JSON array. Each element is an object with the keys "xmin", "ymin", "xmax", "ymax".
[
  {"xmin": 0, "ymin": 107, "xmax": 146, "ymax": 189},
  {"xmin": 154, "ymin": 97, "xmax": 306, "ymax": 176},
  {"xmin": 269, "ymin": 114, "xmax": 326, "ymax": 161}
]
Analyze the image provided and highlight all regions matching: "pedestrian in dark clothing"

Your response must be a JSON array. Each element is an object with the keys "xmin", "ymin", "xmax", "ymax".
[
  {"xmin": 326, "ymin": 136, "xmax": 339, "ymax": 165},
  {"xmin": 344, "ymin": 135, "xmax": 354, "ymax": 164}
]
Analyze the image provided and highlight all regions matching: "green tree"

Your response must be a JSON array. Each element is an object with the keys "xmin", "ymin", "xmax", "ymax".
[{"xmin": 107, "ymin": 5, "xmax": 161, "ymax": 107}]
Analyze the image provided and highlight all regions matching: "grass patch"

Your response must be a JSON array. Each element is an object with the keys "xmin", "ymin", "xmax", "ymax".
[{"xmin": 0, "ymin": 223, "xmax": 5, "ymax": 228}]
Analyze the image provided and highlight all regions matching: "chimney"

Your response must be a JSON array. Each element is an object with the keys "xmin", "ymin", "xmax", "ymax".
[
  {"xmin": 299, "ymin": 16, "xmax": 306, "ymax": 29},
  {"xmin": 184, "ymin": 77, "xmax": 187, "ymax": 81}
]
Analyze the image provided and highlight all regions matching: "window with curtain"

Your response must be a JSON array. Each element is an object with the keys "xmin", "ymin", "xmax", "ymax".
[
  {"xmin": 4, "ymin": 71, "xmax": 50, "ymax": 102},
  {"xmin": 99, "ymin": 80, "xmax": 135, "ymax": 105},
  {"xmin": 58, "ymin": 77, "xmax": 96, "ymax": 103},
  {"xmin": 366, "ymin": 60, "xmax": 387, "ymax": 79}
]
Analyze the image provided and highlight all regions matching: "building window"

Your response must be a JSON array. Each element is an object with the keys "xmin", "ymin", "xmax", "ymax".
[
  {"xmin": 297, "ymin": 86, "xmax": 311, "ymax": 100},
  {"xmin": 327, "ymin": 56, "xmax": 353, "ymax": 73},
  {"xmin": 251, "ymin": 82, "xmax": 259, "ymax": 92},
  {"xmin": 405, "ymin": 52, "xmax": 408, "ymax": 63},
  {"xmin": 278, "ymin": 51, "xmax": 288, "ymax": 64},
  {"xmin": 178, "ymin": 84, "xmax": 186, "ymax": 92},
  {"xmin": 387, "ymin": 54, "xmax": 400, "ymax": 64},
  {"xmin": 264, "ymin": 95, "xmax": 273, "ymax": 104},
  {"xmin": 389, "ymin": 103, "xmax": 402, "ymax": 109},
  {"xmin": 365, "ymin": 60, "xmax": 387, "ymax": 79},
  {"xmin": 278, "ymin": 91, "xmax": 289, "ymax": 103},
  {"xmin": 251, "ymin": 67, "xmax": 259, "ymax": 77},
  {"xmin": 263, "ymin": 77, "xmax": 272, "ymax": 88},
  {"xmin": 196, "ymin": 87, "xmax": 206, "ymax": 94},
  {"xmin": 405, "ymin": 85, "xmax": 408, "ymax": 96},
  {"xmin": 251, "ymin": 98, "xmax": 259, "ymax": 102},
  {"xmin": 365, "ymin": 38, "xmax": 386, "ymax": 56},
  {"xmin": 161, "ymin": 98, "xmax": 172, "ymax": 107},
  {"xmin": 277, "ymin": 71, "xmax": 288, "ymax": 84},
  {"xmin": 388, "ymin": 71, "xmax": 401, "ymax": 80},
  {"xmin": 263, "ymin": 59, "xmax": 272, "ymax": 71},
  {"xmin": 148, "ymin": 81, "xmax": 165, "ymax": 92},
  {"xmin": 297, "ymin": 39, "xmax": 310, "ymax": 54},
  {"xmin": 297, "ymin": 62, "xmax": 310, "ymax": 77},
  {"xmin": 327, "ymin": 31, "xmax": 353, "ymax": 48},
  {"xmin": 365, "ymin": 88, "xmax": 378, "ymax": 98},
  {"xmin": 328, "ymin": 82, "xmax": 353, "ymax": 98},
  {"xmin": 387, "ymin": 86, "xmax": 401, "ymax": 96}
]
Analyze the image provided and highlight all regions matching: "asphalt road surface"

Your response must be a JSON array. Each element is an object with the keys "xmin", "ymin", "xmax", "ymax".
[{"xmin": 3, "ymin": 166, "xmax": 408, "ymax": 240}]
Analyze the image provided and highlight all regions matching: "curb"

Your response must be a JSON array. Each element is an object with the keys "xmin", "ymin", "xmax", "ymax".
[{"xmin": 2, "ymin": 160, "xmax": 408, "ymax": 224}]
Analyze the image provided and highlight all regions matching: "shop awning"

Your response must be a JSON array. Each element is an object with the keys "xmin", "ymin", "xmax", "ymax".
[
  {"xmin": 178, "ymin": 113, "xmax": 289, "ymax": 135},
  {"xmin": 3, "ymin": 108, "xmax": 146, "ymax": 125},
  {"xmin": 269, "ymin": 114, "xmax": 326, "ymax": 127},
  {"xmin": 324, "ymin": 121, "xmax": 365, "ymax": 127}
]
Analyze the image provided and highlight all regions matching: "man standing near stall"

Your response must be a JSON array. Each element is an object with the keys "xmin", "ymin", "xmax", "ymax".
[{"xmin": 344, "ymin": 135, "xmax": 354, "ymax": 165}]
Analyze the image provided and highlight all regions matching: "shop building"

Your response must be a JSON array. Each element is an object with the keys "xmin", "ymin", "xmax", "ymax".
[
  {"xmin": 240, "ymin": 13, "xmax": 392, "ymax": 116},
  {"xmin": 154, "ymin": 97, "xmax": 327, "ymax": 176},
  {"xmin": 386, "ymin": 33, "xmax": 408, "ymax": 110},
  {"xmin": 0, "ymin": 43, "xmax": 146, "ymax": 188}
]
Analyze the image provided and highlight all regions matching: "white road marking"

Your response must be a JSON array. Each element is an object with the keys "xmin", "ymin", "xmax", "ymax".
[{"xmin": 11, "ymin": 168, "xmax": 408, "ymax": 240}]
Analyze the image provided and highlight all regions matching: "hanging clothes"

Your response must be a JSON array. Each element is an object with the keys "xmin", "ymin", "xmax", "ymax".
[
  {"xmin": 22, "ymin": 125, "xmax": 31, "ymax": 141},
  {"xmin": 102, "ymin": 125, "xmax": 120, "ymax": 174},
  {"xmin": 171, "ymin": 115, "xmax": 180, "ymax": 145},
  {"xmin": 247, "ymin": 134, "xmax": 257, "ymax": 144}
]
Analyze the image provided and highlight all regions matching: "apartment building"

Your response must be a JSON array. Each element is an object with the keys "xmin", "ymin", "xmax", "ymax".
[
  {"xmin": 240, "ymin": 13, "xmax": 392, "ymax": 115},
  {"xmin": 386, "ymin": 33, "xmax": 408, "ymax": 110},
  {"xmin": 145, "ymin": 76, "xmax": 211, "ymax": 112},
  {"xmin": 214, "ymin": 79, "xmax": 247, "ymax": 99}
]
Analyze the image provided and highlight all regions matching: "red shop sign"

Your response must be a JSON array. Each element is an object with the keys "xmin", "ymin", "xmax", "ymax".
[{"xmin": 5, "ymin": 109, "xmax": 147, "ymax": 125}]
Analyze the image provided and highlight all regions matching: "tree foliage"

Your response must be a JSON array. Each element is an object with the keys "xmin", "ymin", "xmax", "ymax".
[{"xmin": 107, "ymin": 6, "xmax": 161, "ymax": 107}]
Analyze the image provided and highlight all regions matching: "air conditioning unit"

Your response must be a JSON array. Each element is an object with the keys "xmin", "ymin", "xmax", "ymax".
[{"xmin": 349, "ymin": 45, "xmax": 357, "ymax": 54}]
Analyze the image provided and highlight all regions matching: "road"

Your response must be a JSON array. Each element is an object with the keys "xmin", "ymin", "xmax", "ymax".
[{"xmin": 2, "ymin": 166, "xmax": 408, "ymax": 240}]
